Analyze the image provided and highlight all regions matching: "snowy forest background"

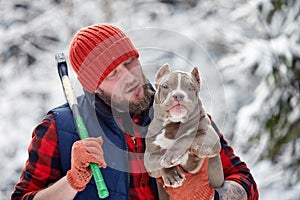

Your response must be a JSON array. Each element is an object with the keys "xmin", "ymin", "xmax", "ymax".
[{"xmin": 1, "ymin": 0, "xmax": 300, "ymax": 199}]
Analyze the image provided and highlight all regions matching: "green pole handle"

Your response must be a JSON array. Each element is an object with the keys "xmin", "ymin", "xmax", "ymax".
[{"xmin": 56, "ymin": 53, "xmax": 109, "ymax": 199}]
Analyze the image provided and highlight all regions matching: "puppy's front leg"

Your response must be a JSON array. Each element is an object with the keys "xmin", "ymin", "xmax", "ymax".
[
  {"xmin": 144, "ymin": 136, "xmax": 165, "ymax": 178},
  {"xmin": 144, "ymin": 151, "xmax": 165, "ymax": 178},
  {"xmin": 160, "ymin": 134, "xmax": 196, "ymax": 168}
]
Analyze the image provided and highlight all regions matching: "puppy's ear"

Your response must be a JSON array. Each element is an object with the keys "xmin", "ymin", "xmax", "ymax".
[
  {"xmin": 155, "ymin": 63, "xmax": 171, "ymax": 83},
  {"xmin": 191, "ymin": 67, "xmax": 201, "ymax": 86}
]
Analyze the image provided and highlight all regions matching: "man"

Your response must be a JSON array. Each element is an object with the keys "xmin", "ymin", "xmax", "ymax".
[{"xmin": 11, "ymin": 23, "xmax": 258, "ymax": 200}]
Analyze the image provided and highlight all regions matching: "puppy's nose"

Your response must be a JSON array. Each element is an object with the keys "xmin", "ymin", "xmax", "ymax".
[{"xmin": 172, "ymin": 92, "xmax": 185, "ymax": 101}]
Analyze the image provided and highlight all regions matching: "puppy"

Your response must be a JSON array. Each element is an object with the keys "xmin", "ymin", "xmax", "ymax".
[{"xmin": 144, "ymin": 64, "xmax": 224, "ymax": 198}]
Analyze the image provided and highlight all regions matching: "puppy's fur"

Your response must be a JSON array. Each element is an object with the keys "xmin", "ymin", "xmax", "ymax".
[{"xmin": 144, "ymin": 64, "xmax": 224, "ymax": 199}]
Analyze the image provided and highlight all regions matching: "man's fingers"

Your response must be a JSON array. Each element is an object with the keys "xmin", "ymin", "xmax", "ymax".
[
  {"xmin": 85, "ymin": 146, "xmax": 107, "ymax": 168},
  {"xmin": 82, "ymin": 136, "xmax": 103, "ymax": 147},
  {"xmin": 81, "ymin": 137, "xmax": 107, "ymax": 168}
]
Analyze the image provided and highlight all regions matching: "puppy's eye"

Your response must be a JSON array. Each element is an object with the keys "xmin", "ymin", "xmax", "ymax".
[
  {"xmin": 188, "ymin": 86, "xmax": 195, "ymax": 91},
  {"xmin": 161, "ymin": 84, "xmax": 168, "ymax": 89}
]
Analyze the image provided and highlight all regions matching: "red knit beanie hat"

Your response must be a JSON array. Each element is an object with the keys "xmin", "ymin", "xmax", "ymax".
[{"xmin": 69, "ymin": 23, "xmax": 139, "ymax": 93}]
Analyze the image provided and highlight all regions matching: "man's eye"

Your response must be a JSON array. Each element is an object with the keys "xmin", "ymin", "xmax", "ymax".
[
  {"xmin": 107, "ymin": 69, "xmax": 118, "ymax": 79},
  {"xmin": 124, "ymin": 57, "xmax": 134, "ymax": 67},
  {"xmin": 124, "ymin": 60, "xmax": 131, "ymax": 66}
]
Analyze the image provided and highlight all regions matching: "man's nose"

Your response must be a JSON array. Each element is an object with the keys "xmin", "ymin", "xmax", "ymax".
[{"xmin": 119, "ymin": 67, "xmax": 137, "ymax": 82}]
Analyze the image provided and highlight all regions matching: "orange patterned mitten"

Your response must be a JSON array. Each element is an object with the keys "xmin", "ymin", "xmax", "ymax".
[
  {"xmin": 157, "ymin": 158, "xmax": 215, "ymax": 200},
  {"xmin": 66, "ymin": 137, "xmax": 106, "ymax": 191}
]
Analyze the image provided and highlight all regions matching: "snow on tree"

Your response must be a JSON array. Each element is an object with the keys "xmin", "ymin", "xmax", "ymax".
[{"xmin": 218, "ymin": 0, "xmax": 300, "ymax": 195}]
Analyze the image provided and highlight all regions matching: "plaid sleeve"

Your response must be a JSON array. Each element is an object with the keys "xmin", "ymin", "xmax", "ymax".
[
  {"xmin": 211, "ymin": 120, "xmax": 259, "ymax": 200},
  {"xmin": 11, "ymin": 113, "xmax": 62, "ymax": 200}
]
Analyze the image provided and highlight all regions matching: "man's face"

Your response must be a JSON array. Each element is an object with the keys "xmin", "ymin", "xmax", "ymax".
[{"xmin": 95, "ymin": 57, "xmax": 152, "ymax": 113}]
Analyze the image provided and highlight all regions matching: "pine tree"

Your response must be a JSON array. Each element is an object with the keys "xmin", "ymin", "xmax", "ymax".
[{"xmin": 220, "ymin": 0, "xmax": 300, "ymax": 184}]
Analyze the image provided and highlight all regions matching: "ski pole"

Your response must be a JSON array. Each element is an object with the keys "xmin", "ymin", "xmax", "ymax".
[{"xmin": 55, "ymin": 53, "xmax": 109, "ymax": 199}]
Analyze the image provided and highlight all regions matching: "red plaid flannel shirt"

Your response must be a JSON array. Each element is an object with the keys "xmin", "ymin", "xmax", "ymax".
[
  {"xmin": 12, "ymin": 113, "xmax": 258, "ymax": 200},
  {"xmin": 118, "ymin": 116, "xmax": 157, "ymax": 199}
]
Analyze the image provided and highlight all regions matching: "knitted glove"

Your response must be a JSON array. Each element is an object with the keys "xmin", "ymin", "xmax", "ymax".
[
  {"xmin": 157, "ymin": 158, "xmax": 215, "ymax": 200},
  {"xmin": 66, "ymin": 137, "xmax": 107, "ymax": 191}
]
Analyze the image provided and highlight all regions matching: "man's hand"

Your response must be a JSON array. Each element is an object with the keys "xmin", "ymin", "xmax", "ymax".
[
  {"xmin": 157, "ymin": 158, "xmax": 215, "ymax": 200},
  {"xmin": 216, "ymin": 180, "xmax": 247, "ymax": 200},
  {"xmin": 66, "ymin": 137, "xmax": 106, "ymax": 191}
]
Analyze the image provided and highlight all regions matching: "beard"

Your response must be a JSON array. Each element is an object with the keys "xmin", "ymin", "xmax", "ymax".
[
  {"xmin": 128, "ymin": 84, "xmax": 153, "ymax": 114},
  {"xmin": 97, "ymin": 83, "xmax": 153, "ymax": 115}
]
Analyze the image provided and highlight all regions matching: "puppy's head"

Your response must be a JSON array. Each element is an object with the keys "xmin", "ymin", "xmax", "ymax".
[{"xmin": 154, "ymin": 63, "xmax": 201, "ymax": 123}]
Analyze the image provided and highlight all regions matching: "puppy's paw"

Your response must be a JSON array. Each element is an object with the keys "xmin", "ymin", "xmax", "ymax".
[
  {"xmin": 160, "ymin": 152, "xmax": 183, "ymax": 168},
  {"xmin": 190, "ymin": 144, "xmax": 218, "ymax": 158},
  {"xmin": 161, "ymin": 167, "xmax": 185, "ymax": 188}
]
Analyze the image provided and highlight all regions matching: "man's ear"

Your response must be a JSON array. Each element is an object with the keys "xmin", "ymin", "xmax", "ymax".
[
  {"xmin": 155, "ymin": 63, "xmax": 171, "ymax": 83},
  {"xmin": 191, "ymin": 67, "xmax": 201, "ymax": 86}
]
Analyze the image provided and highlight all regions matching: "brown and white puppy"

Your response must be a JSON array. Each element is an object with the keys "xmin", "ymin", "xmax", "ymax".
[{"xmin": 144, "ymin": 64, "xmax": 224, "ymax": 194}]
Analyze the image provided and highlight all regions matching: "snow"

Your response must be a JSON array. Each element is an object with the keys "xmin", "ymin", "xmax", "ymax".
[{"xmin": 1, "ymin": 0, "xmax": 300, "ymax": 199}]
